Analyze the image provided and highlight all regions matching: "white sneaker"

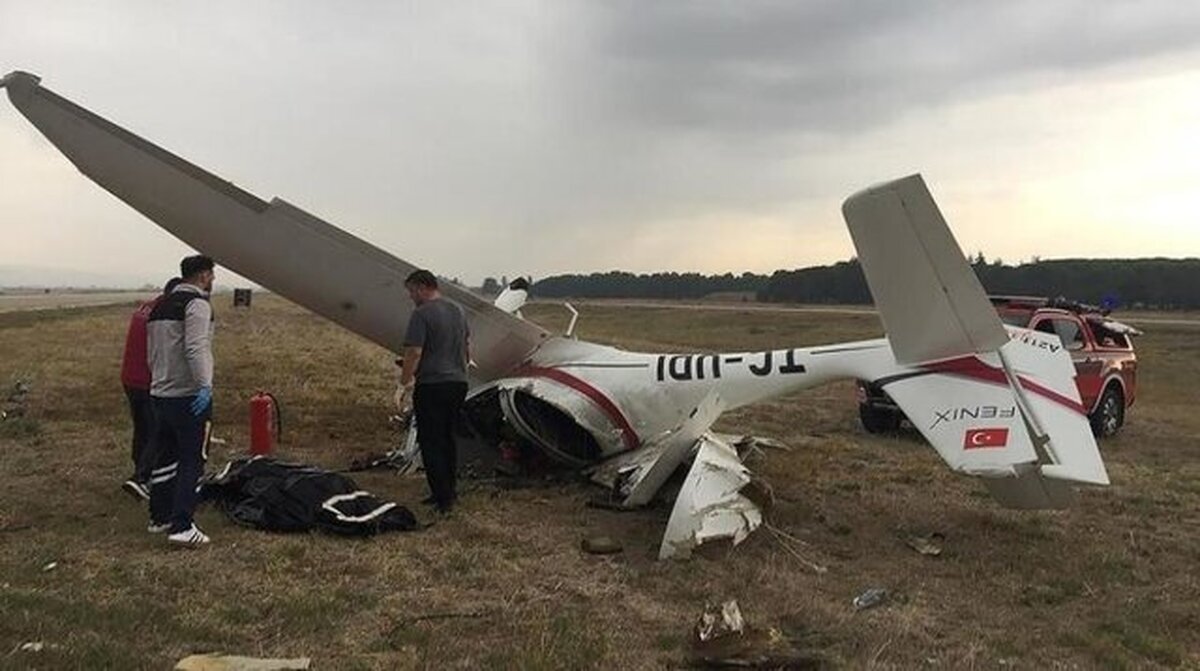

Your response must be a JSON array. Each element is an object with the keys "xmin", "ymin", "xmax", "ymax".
[
  {"xmin": 122, "ymin": 480, "xmax": 150, "ymax": 501},
  {"xmin": 166, "ymin": 525, "xmax": 210, "ymax": 547},
  {"xmin": 147, "ymin": 521, "xmax": 172, "ymax": 534}
]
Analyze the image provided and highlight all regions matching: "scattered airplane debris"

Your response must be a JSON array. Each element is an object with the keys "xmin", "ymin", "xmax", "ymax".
[
  {"xmin": 904, "ymin": 531, "xmax": 945, "ymax": 557},
  {"xmin": 735, "ymin": 435, "xmax": 793, "ymax": 453},
  {"xmin": 695, "ymin": 600, "xmax": 746, "ymax": 643},
  {"xmin": 691, "ymin": 605, "xmax": 829, "ymax": 669},
  {"xmin": 580, "ymin": 535, "xmax": 623, "ymax": 555},
  {"xmin": 660, "ymin": 436, "xmax": 763, "ymax": 560},
  {"xmin": 17, "ymin": 641, "xmax": 62, "ymax": 653},
  {"xmin": 174, "ymin": 654, "xmax": 311, "ymax": 671},
  {"xmin": 852, "ymin": 588, "xmax": 889, "ymax": 611},
  {"xmin": 1, "ymin": 379, "xmax": 31, "ymax": 421}
]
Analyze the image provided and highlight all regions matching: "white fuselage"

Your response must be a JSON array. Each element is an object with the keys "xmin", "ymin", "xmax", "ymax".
[{"xmin": 502, "ymin": 335, "xmax": 907, "ymax": 460}]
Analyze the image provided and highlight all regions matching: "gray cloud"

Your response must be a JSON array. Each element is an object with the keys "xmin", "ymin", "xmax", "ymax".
[
  {"xmin": 578, "ymin": 1, "xmax": 1200, "ymax": 136},
  {"xmin": 2, "ymin": 1, "xmax": 1199, "ymax": 284}
]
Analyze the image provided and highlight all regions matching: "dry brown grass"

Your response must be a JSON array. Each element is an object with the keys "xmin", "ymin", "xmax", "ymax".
[{"xmin": 1, "ymin": 296, "xmax": 1198, "ymax": 669}]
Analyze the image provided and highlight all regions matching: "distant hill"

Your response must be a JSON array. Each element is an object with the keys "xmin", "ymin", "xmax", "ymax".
[{"xmin": 532, "ymin": 258, "xmax": 1200, "ymax": 309}]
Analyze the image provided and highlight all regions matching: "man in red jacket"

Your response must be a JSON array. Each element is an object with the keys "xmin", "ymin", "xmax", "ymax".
[{"xmin": 120, "ymin": 277, "xmax": 180, "ymax": 500}]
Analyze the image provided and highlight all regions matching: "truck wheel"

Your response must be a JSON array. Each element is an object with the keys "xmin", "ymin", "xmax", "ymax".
[
  {"xmin": 860, "ymin": 403, "xmax": 901, "ymax": 434},
  {"xmin": 1089, "ymin": 385, "xmax": 1124, "ymax": 438}
]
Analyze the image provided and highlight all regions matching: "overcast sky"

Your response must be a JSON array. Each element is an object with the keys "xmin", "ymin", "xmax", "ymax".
[{"xmin": 2, "ymin": 1, "xmax": 1199, "ymax": 287}]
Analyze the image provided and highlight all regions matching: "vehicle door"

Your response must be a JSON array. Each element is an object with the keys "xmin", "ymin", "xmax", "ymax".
[
  {"xmin": 1086, "ymin": 319, "xmax": 1138, "ymax": 406},
  {"xmin": 1032, "ymin": 314, "xmax": 1101, "ymax": 408}
]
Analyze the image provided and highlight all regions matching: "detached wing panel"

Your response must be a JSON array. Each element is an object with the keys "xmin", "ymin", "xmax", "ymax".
[
  {"xmin": 3, "ymin": 71, "xmax": 546, "ymax": 377},
  {"xmin": 842, "ymin": 174, "xmax": 1007, "ymax": 365}
]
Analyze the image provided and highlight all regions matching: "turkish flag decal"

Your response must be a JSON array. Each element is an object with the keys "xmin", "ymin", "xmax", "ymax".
[{"xmin": 963, "ymin": 428, "xmax": 1009, "ymax": 449}]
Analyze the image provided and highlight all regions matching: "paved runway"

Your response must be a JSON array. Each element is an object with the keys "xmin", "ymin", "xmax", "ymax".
[
  {"xmin": 0, "ymin": 291, "xmax": 154, "ymax": 313},
  {"xmin": 5, "ymin": 293, "xmax": 1195, "ymax": 327},
  {"xmin": 563, "ymin": 299, "xmax": 876, "ymax": 316}
]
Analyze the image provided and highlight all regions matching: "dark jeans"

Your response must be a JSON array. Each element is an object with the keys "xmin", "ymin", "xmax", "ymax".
[
  {"xmin": 414, "ymin": 381, "xmax": 468, "ymax": 510},
  {"xmin": 124, "ymin": 386, "xmax": 157, "ymax": 483},
  {"xmin": 148, "ymin": 396, "xmax": 211, "ymax": 533}
]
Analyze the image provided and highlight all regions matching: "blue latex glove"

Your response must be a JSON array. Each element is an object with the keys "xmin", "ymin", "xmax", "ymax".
[{"xmin": 190, "ymin": 386, "xmax": 213, "ymax": 416}]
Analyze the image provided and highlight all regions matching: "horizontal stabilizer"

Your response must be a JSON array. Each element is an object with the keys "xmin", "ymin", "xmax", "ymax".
[
  {"xmin": 876, "ymin": 327, "xmax": 1108, "ymax": 508},
  {"xmin": 842, "ymin": 174, "xmax": 1008, "ymax": 365},
  {"xmin": 882, "ymin": 355, "xmax": 1039, "ymax": 477}
]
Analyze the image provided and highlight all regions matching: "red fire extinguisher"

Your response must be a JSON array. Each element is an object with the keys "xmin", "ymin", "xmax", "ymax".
[{"xmin": 249, "ymin": 391, "xmax": 281, "ymax": 456}]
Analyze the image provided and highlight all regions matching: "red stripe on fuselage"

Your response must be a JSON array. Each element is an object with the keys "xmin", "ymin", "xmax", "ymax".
[
  {"xmin": 921, "ymin": 356, "xmax": 1087, "ymax": 415},
  {"xmin": 517, "ymin": 366, "xmax": 641, "ymax": 452}
]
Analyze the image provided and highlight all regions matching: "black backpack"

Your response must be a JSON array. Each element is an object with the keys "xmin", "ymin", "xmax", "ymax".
[{"xmin": 200, "ymin": 457, "xmax": 418, "ymax": 536}]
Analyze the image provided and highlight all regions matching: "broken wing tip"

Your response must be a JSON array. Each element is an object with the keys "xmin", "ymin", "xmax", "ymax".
[{"xmin": 1, "ymin": 70, "xmax": 41, "ymax": 90}]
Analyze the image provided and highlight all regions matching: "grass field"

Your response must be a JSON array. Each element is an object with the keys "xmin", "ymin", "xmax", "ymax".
[{"xmin": 1, "ymin": 296, "xmax": 1198, "ymax": 669}]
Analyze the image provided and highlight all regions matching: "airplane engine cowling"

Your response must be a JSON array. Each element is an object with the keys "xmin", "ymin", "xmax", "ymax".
[
  {"xmin": 471, "ymin": 374, "xmax": 634, "ymax": 466},
  {"xmin": 500, "ymin": 389, "xmax": 601, "ymax": 466}
]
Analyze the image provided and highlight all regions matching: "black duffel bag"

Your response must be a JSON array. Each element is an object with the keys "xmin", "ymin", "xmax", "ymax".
[{"xmin": 200, "ymin": 456, "xmax": 418, "ymax": 536}]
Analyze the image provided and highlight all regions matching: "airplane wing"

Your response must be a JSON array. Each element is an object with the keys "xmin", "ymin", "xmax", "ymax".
[{"xmin": 1, "ymin": 71, "xmax": 548, "ymax": 380}]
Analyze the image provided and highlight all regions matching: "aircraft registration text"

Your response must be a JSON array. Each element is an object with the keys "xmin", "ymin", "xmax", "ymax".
[{"xmin": 655, "ymin": 350, "xmax": 807, "ymax": 382}]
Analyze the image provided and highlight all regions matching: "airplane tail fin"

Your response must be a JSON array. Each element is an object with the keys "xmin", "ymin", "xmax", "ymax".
[{"xmin": 843, "ymin": 175, "xmax": 1108, "ymax": 508}]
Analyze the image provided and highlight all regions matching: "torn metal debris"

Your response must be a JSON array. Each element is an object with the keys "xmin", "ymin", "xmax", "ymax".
[
  {"xmin": 903, "ymin": 532, "xmax": 945, "ymax": 557},
  {"xmin": 18, "ymin": 641, "xmax": 62, "ymax": 653},
  {"xmin": 691, "ymin": 606, "xmax": 829, "ymax": 669},
  {"xmin": 660, "ymin": 434, "xmax": 763, "ymax": 560},
  {"xmin": 852, "ymin": 588, "xmax": 888, "ymax": 611},
  {"xmin": 174, "ymin": 654, "xmax": 311, "ymax": 670},
  {"xmin": 695, "ymin": 599, "xmax": 746, "ymax": 643}
]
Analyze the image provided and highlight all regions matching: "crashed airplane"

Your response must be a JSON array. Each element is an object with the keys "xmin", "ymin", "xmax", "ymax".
[{"xmin": 1, "ymin": 71, "xmax": 1109, "ymax": 559}]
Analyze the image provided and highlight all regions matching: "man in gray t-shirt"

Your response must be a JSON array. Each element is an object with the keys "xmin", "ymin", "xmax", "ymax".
[{"xmin": 397, "ymin": 269, "xmax": 469, "ymax": 513}]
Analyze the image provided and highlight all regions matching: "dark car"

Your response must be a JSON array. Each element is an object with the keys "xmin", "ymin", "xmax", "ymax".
[{"xmin": 858, "ymin": 296, "xmax": 1141, "ymax": 438}]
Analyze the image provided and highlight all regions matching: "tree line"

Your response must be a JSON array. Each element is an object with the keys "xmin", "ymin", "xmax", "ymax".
[
  {"xmin": 527, "ymin": 257, "xmax": 1200, "ymax": 309},
  {"xmin": 531, "ymin": 271, "xmax": 768, "ymax": 300}
]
